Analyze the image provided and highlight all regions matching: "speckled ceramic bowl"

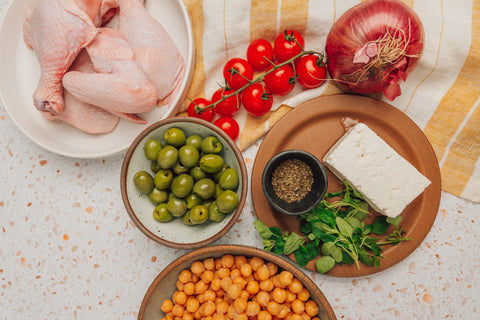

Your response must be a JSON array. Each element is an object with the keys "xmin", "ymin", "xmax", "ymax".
[
  {"xmin": 262, "ymin": 149, "xmax": 328, "ymax": 216},
  {"xmin": 120, "ymin": 117, "xmax": 247, "ymax": 249},
  {"xmin": 138, "ymin": 244, "xmax": 337, "ymax": 320}
]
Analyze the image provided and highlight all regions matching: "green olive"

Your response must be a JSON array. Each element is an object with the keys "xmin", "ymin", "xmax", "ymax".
[
  {"xmin": 150, "ymin": 161, "xmax": 161, "ymax": 173},
  {"xmin": 202, "ymin": 199, "xmax": 213, "ymax": 210},
  {"xmin": 144, "ymin": 139, "xmax": 162, "ymax": 161},
  {"xmin": 179, "ymin": 145, "xmax": 200, "ymax": 168},
  {"xmin": 208, "ymin": 201, "xmax": 226, "ymax": 222},
  {"xmin": 219, "ymin": 168, "xmax": 239, "ymax": 190},
  {"xmin": 215, "ymin": 183, "xmax": 224, "ymax": 199},
  {"xmin": 200, "ymin": 136, "xmax": 223, "ymax": 154},
  {"xmin": 186, "ymin": 193, "xmax": 203, "ymax": 209},
  {"xmin": 182, "ymin": 211, "xmax": 195, "ymax": 225},
  {"xmin": 199, "ymin": 154, "xmax": 224, "ymax": 173},
  {"xmin": 133, "ymin": 170, "xmax": 154, "ymax": 194},
  {"xmin": 189, "ymin": 205, "xmax": 209, "ymax": 224},
  {"xmin": 164, "ymin": 127, "xmax": 186, "ymax": 147},
  {"xmin": 167, "ymin": 196, "xmax": 187, "ymax": 217},
  {"xmin": 157, "ymin": 145, "xmax": 179, "ymax": 169},
  {"xmin": 193, "ymin": 178, "xmax": 216, "ymax": 199},
  {"xmin": 171, "ymin": 174, "xmax": 194, "ymax": 198},
  {"xmin": 186, "ymin": 134, "xmax": 203, "ymax": 150},
  {"xmin": 153, "ymin": 203, "xmax": 173, "ymax": 222},
  {"xmin": 213, "ymin": 163, "xmax": 231, "ymax": 181},
  {"xmin": 154, "ymin": 169, "xmax": 173, "ymax": 190},
  {"xmin": 148, "ymin": 188, "xmax": 168, "ymax": 204},
  {"xmin": 173, "ymin": 161, "xmax": 190, "ymax": 175},
  {"xmin": 216, "ymin": 190, "xmax": 239, "ymax": 213},
  {"xmin": 190, "ymin": 166, "xmax": 208, "ymax": 181}
]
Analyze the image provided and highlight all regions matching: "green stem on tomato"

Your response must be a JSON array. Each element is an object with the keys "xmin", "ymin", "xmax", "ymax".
[{"xmin": 195, "ymin": 49, "xmax": 319, "ymax": 114}]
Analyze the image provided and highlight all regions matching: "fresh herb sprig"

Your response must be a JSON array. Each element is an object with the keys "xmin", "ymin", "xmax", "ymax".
[{"xmin": 254, "ymin": 181, "xmax": 413, "ymax": 274}]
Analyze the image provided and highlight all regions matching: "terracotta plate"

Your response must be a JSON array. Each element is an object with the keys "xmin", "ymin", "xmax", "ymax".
[
  {"xmin": 251, "ymin": 94, "xmax": 441, "ymax": 277},
  {"xmin": 138, "ymin": 245, "xmax": 337, "ymax": 320}
]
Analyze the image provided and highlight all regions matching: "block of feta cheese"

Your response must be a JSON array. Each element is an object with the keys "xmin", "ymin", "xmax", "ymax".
[{"xmin": 323, "ymin": 122, "xmax": 431, "ymax": 218}]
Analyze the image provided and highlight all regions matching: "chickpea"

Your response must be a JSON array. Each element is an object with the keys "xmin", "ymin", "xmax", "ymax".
[
  {"xmin": 213, "ymin": 314, "xmax": 226, "ymax": 320},
  {"xmin": 171, "ymin": 304, "xmax": 185, "ymax": 317},
  {"xmin": 256, "ymin": 290, "xmax": 271, "ymax": 307},
  {"xmin": 289, "ymin": 314, "xmax": 303, "ymax": 320},
  {"xmin": 297, "ymin": 288, "xmax": 310, "ymax": 302},
  {"xmin": 227, "ymin": 283, "xmax": 241, "ymax": 300},
  {"xmin": 240, "ymin": 263, "xmax": 252, "ymax": 277},
  {"xmin": 240, "ymin": 290, "xmax": 249, "ymax": 300},
  {"xmin": 182, "ymin": 312, "xmax": 193, "ymax": 320},
  {"xmin": 230, "ymin": 268, "xmax": 241, "ymax": 279},
  {"xmin": 203, "ymin": 289, "xmax": 216, "ymax": 302},
  {"xmin": 178, "ymin": 269, "xmax": 193, "ymax": 283},
  {"xmin": 266, "ymin": 262, "xmax": 278, "ymax": 276},
  {"xmin": 186, "ymin": 297, "xmax": 199, "ymax": 313},
  {"xmin": 220, "ymin": 277, "xmax": 233, "ymax": 291},
  {"xmin": 203, "ymin": 258, "xmax": 215, "ymax": 270},
  {"xmin": 195, "ymin": 280, "xmax": 208, "ymax": 295},
  {"xmin": 291, "ymin": 299, "xmax": 305, "ymax": 314},
  {"xmin": 176, "ymin": 280, "xmax": 185, "ymax": 291},
  {"xmin": 257, "ymin": 310, "xmax": 272, "ymax": 320},
  {"xmin": 221, "ymin": 254, "xmax": 235, "ymax": 268},
  {"xmin": 305, "ymin": 300, "xmax": 319, "ymax": 317},
  {"xmin": 288, "ymin": 278, "xmax": 303, "ymax": 294},
  {"xmin": 272, "ymin": 287, "xmax": 287, "ymax": 304},
  {"xmin": 216, "ymin": 300, "xmax": 229, "ymax": 314},
  {"xmin": 201, "ymin": 270, "xmax": 214, "ymax": 283},
  {"xmin": 235, "ymin": 255, "xmax": 248, "ymax": 268},
  {"xmin": 278, "ymin": 271, "xmax": 293, "ymax": 287},
  {"xmin": 267, "ymin": 301, "xmax": 282, "ymax": 316},
  {"xmin": 202, "ymin": 301, "xmax": 216, "ymax": 316},
  {"xmin": 259, "ymin": 279, "xmax": 274, "ymax": 292},
  {"xmin": 235, "ymin": 314, "xmax": 248, "ymax": 320},
  {"xmin": 234, "ymin": 298, "xmax": 248, "ymax": 313},
  {"xmin": 245, "ymin": 301, "xmax": 260, "ymax": 317},
  {"xmin": 217, "ymin": 267, "xmax": 230, "ymax": 279},
  {"xmin": 277, "ymin": 305, "xmax": 291, "ymax": 319},
  {"xmin": 161, "ymin": 299, "xmax": 174, "ymax": 313},
  {"xmin": 286, "ymin": 290, "xmax": 297, "ymax": 302},
  {"xmin": 255, "ymin": 265, "xmax": 270, "ymax": 281},
  {"xmin": 173, "ymin": 291, "xmax": 188, "ymax": 305},
  {"xmin": 246, "ymin": 280, "xmax": 260, "ymax": 295},
  {"xmin": 210, "ymin": 277, "xmax": 221, "ymax": 291},
  {"xmin": 249, "ymin": 256, "xmax": 264, "ymax": 271},
  {"xmin": 232, "ymin": 275, "xmax": 247, "ymax": 289},
  {"xmin": 184, "ymin": 282, "xmax": 195, "ymax": 296},
  {"xmin": 191, "ymin": 261, "xmax": 205, "ymax": 275}
]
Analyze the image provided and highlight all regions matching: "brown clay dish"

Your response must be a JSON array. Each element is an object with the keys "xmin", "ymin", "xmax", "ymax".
[
  {"xmin": 138, "ymin": 244, "xmax": 337, "ymax": 320},
  {"xmin": 251, "ymin": 94, "xmax": 442, "ymax": 277}
]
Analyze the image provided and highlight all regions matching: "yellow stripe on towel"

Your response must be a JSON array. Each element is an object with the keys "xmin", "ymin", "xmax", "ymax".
[
  {"xmin": 279, "ymin": 0, "xmax": 309, "ymax": 35},
  {"xmin": 182, "ymin": 0, "xmax": 207, "ymax": 109},
  {"xmin": 250, "ymin": 0, "xmax": 279, "ymax": 42},
  {"xmin": 423, "ymin": 0, "xmax": 480, "ymax": 196}
]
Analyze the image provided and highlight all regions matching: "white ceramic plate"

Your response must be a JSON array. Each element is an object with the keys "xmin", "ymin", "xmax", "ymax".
[{"xmin": 0, "ymin": 0, "xmax": 195, "ymax": 158}]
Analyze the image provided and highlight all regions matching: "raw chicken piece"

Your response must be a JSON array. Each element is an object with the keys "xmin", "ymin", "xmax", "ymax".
[
  {"xmin": 62, "ymin": 28, "xmax": 158, "ymax": 115},
  {"xmin": 42, "ymin": 49, "xmax": 126, "ymax": 135},
  {"xmin": 23, "ymin": 0, "xmax": 99, "ymax": 115},
  {"xmin": 117, "ymin": 0, "xmax": 185, "ymax": 106},
  {"xmin": 75, "ymin": 0, "xmax": 119, "ymax": 27}
]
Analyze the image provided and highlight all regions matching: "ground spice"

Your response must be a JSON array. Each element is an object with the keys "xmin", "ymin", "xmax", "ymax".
[{"xmin": 271, "ymin": 158, "xmax": 313, "ymax": 203}]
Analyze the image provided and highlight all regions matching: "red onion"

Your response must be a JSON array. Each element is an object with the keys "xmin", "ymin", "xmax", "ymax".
[{"xmin": 325, "ymin": 0, "xmax": 425, "ymax": 101}]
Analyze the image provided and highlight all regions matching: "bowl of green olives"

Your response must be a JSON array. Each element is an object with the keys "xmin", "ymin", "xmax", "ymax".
[{"xmin": 120, "ymin": 117, "xmax": 248, "ymax": 249}]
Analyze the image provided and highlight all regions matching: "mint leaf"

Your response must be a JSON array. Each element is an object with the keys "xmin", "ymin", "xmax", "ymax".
[
  {"xmin": 315, "ymin": 256, "xmax": 336, "ymax": 273},
  {"xmin": 371, "ymin": 217, "xmax": 390, "ymax": 235},
  {"xmin": 283, "ymin": 232, "xmax": 305, "ymax": 255},
  {"xmin": 254, "ymin": 220, "xmax": 274, "ymax": 239},
  {"xmin": 336, "ymin": 217, "xmax": 354, "ymax": 238}
]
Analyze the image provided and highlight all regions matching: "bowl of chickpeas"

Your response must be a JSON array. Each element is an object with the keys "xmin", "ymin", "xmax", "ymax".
[
  {"xmin": 138, "ymin": 244, "xmax": 336, "ymax": 320},
  {"xmin": 120, "ymin": 117, "xmax": 248, "ymax": 249}
]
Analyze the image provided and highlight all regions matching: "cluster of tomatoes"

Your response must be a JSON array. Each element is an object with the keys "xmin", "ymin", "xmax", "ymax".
[{"xmin": 187, "ymin": 30, "xmax": 327, "ymax": 140}]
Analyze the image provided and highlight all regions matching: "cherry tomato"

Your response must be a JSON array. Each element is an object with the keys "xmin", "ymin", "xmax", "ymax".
[
  {"xmin": 187, "ymin": 98, "xmax": 214, "ymax": 122},
  {"xmin": 264, "ymin": 64, "xmax": 295, "ymax": 96},
  {"xmin": 274, "ymin": 29, "xmax": 305, "ymax": 63},
  {"xmin": 247, "ymin": 39, "xmax": 274, "ymax": 71},
  {"xmin": 295, "ymin": 54, "xmax": 327, "ymax": 89},
  {"xmin": 241, "ymin": 83, "xmax": 273, "ymax": 117},
  {"xmin": 223, "ymin": 58, "xmax": 254, "ymax": 90},
  {"xmin": 214, "ymin": 117, "xmax": 240, "ymax": 140},
  {"xmin": 211, "ymin": 87, "xmax": 241, "ymax": 117}
]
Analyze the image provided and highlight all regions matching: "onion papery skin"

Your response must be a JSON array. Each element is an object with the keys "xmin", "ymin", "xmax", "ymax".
[{"xmin": 325, "ymin": 0, "xmax": 425, "ymax": 101}]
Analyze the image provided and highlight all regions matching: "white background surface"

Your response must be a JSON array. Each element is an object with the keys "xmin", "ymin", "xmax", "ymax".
[{"xmin": 1, "ymin": 0, "xmax": 480, "ymax": 319}]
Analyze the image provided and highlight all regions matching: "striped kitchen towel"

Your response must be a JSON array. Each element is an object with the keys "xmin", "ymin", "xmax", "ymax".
[{"xmin": 179, "ymin": 0, "xmax": 480, "ymax": 203}]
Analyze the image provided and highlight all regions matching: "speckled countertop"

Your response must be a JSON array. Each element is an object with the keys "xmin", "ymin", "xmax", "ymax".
[{"xmin": 1, "ymin": 1, "xmax": 480, "ymax": 320}]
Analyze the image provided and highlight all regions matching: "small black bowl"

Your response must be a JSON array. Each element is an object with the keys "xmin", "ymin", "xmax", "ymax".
[{"xmin": 262, "ymin": 150, "xmax": 328, "ymax": 216}]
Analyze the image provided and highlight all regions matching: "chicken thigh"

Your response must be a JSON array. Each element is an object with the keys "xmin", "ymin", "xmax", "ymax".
[
  {"xmin": 117, "ymin": 0, "xmax": 185, "ymax": 106},
  {"xmin": 62, "ymin": 28, "xmax": 158, "ymax": 115}
]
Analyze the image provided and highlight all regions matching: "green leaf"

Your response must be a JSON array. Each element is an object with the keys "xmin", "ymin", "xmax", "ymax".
[
  {"xmin": 345, "ymin": 217, "xmax": 362, "ymax": 232},
  {"xmin": 336, "ymin": 217, "xmax": 354, "ymax": 238},
  {"xmin": 358, "ymin": 249, "xmax": 373, "ymax": 267},
  {"xmin": 254, "ymin": 220, "xmax": 274, "ymax": 239},
  {"xmin": 312, "ymin": 228, "xmax": 337, "ymax": 242},
  {"xmin": 294, "ymin": 243, "xmax": 319, "ymax": 267},
  {"xmin": 341, "ymin": 250, "xmax": 355, "ymax": 264},
  {"xmin": 371, "ymin": 217, "xmax": 390, "ymax": 235},
  {"xmin": 350, "ymin": 202, "xmax": 370, "ymax": 221},
  {"xmin": 283, "ymin": 232, "xmax": 305, "ymax": 255},
  {"xmin": 273, "ymin": 238, "xmax": 285, "ymax": 255},
  {"xmin": 315, "ymin": 208, "xmax": 336, "ymax": 226},
  {"xmin": 270, "ymin": 226, "xmax": 283, "ymax": 237},
  {"xmin": 315, "ymin": 256, "xmax": 336, "ymax": 273},
  {"xmin": 386, "ymin": 215, "xmax": 403, "ymax": 229},
  {"xmin": 321, "ymin": 242, "xmax": 337, "ymax": 256}
]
